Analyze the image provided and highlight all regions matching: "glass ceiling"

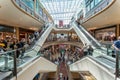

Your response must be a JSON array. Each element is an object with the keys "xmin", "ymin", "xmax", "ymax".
[{"xmin": 40, "ymin": 0, "xmax": 83, "ymax": 25}]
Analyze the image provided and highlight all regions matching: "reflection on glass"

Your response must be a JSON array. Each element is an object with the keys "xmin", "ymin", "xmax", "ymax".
[{"xmin": 21, "ymin": 0, "xmax": 34, "ymax": 10}]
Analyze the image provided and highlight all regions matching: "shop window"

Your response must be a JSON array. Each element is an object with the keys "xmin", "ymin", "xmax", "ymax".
[{"xmin": 95, "ymin": 27, "xmax": 116, "ymax": 42}]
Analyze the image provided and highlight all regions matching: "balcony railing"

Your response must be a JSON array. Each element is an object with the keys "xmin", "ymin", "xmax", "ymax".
[
  {"xmin": 55, "ymin": 24, "xmax": 71, "ymax": 29},
  {"xmin": 45, "ymin": 37, "xmax": 81, "ymax": 43},
  {"xmin": 81, "ymin": 0, "xmax": 113, "ymax": 23},
  {"xmin": 13, "ymin": 0, "xmax": 45, "ymax": 22}
]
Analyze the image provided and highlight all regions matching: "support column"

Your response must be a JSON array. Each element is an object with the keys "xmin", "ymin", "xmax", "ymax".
[
  {"xmin": 25, "ymin": 33, "xmax": 27, "ymax": 43},
  {"xmin": 52, "ymin": 45, "xmax": 54, "ymax": 53},
  {"xmin": 116, "ymin": 24, "xmax": 120, "ymax": 38},
  {"xmin": 15, "ymin": 27, "xmax": 19, "ymax": 41},
  {"xmin": 42, "ymin": 8, "xmax": 45, "ymax": 21},
  {"xmin": 34, "ymin": 0, "xmax": 36, "ymax": 12},
  {"xmin": 68, "ymin": 33, "xmax": 69, "ymax": 41},
  {"xmin": 54, "ymin": 32, "xmax": 57, "ymax": 41}
]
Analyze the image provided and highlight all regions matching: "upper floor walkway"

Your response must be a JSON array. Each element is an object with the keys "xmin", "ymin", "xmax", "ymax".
[
  {"xmin": 0, "ymin": 0, "xmax": 53, "ymax": 30},
  {"xmin": 78, "ymin": 0, "xmax": 120, "ymax": 29}
]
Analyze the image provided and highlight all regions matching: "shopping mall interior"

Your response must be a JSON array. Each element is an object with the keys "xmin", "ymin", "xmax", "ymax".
[{"xmin": 0, "ymin": 0, "xmax": 120, "ymax": 80}]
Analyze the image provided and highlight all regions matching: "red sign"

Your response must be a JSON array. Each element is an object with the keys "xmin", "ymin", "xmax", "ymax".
[{"xmin": 59, "ymin": 20, "xmax": 63, "ymax": 27}]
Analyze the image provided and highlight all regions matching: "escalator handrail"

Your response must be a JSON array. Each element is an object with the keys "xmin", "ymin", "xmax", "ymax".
[
  {"xmin": 75, "ymin": 22, "xmax": 101, "ymax": 48},
  {"xmin": 88, "ymin": 56, "xmax": 115, "ymax": 71},
  {"xmin": 0, "ymin": 47, "xmax": 24, "ymax": 55}
]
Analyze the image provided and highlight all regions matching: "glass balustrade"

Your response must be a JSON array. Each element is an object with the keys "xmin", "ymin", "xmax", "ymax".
[
  {"xmin": 80, "ymin": 0, "xmax": 112, "ymax": 22},
  {"xmin": 14, "ymin": 0, "xmax": 44, "ymax": 21},
  {"xmin": 21, "ymin": 0, "xmax": 34, "ymax": 10},
  {"xmin": 0, "ymin": 50, "xmax": 15, "ymax": 72}
]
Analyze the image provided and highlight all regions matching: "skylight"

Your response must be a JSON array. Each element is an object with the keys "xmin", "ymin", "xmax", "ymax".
[{"xmin": 41, "ymin": 0, "xmax": 83, "ymax": 25}]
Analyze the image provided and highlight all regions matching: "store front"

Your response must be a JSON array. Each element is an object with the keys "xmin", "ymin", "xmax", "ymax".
[
  {"xmin": 94, "ymin": 26, "xmax": 116, "ymax": 42},
  {"xmin": 19, "ymin": 28, "xmax": 34, "ymax": 42},
  {"xmin": 0, "ymin": 25, "xmax": 34, "ymax": 43},
  {"xmin": 0, "ymin": 25, "xmax": 15, "ymax": 40}
]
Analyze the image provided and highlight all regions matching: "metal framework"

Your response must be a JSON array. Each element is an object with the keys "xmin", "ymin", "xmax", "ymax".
[{"xmin": 41, "ymin": 0, "xmax": 83, "ymax": 24}]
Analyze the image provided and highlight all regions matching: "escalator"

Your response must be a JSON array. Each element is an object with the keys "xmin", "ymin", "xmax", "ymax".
[
  {"xmin": 71, "ymin": 21, "xmax": 117, "ymax": 69},
  {"xmin": 0, "ymin": 23, "xmax": 55, "ymax": 80},
  {"xmin": 72, "ymin": 22, "xmax": 101, "ymax": 48},
  {"xmin": 69, "ymin": 21, "xmax": 120, "ymax": 79},
  {"xmin": 95, "ymin": 55, "xmax": 115, "ymax": 69},
  {"xmin": 0, "ymin": 20, "xmax": 118, "ymax": 80},
  {"xmin": 69, "ymin": 55, "xmax": 118, "ymax": 80}
]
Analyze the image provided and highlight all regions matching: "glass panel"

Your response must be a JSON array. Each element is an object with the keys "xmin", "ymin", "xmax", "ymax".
[
  {"xmin": 87, "ymin": 5, "xmax": 90, "ymax": 12},
  {"xmin": 95, "ymin": 0, "xmax": 99, "ymax": 5},
  {"xmin": 36, "ymin": 0, "xmax": 43, "ymax": 16},
  {"xmin": 0, "ymin": 51, "xmax": 14, "ymax": 71},
  {"xmin": 41, "ymin": 0, "xmax": 83, "ymax": 25},
  {"xmin": 21, "ymin": 0, "xmax": 34, "ymax": 10},
  {"xmin": 91, "ymin": 1, "xmax": 94, "ymax": 9}
]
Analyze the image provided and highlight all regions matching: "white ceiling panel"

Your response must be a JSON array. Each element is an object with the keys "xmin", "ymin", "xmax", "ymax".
[{"xmin": 41, "ymin": 0, "xmax": 83, "ymax": 25}]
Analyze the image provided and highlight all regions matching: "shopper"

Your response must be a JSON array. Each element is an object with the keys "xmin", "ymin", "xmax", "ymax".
[
  {"xmin": 112, "ymin": 36, "xmax": 120, "ymax": 55},
  {"xmin": 83, "ymin": 43, "xmax": 88, "ymax": 56},
  {"xmin": 88, "ymin": 45, "xmax": 93, "ymax": 56}
]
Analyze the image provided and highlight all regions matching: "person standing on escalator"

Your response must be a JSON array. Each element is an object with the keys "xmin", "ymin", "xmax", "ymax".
[
  {"xmin": 83, "ymin": 43, "xmax": 88, "ymax": 56},
  {"xmin": 111, "ymin": 37, "xmax": 117, "ymax": 57},
  {"xmin": 112, "ymin": 36, "xmax": 120, "ymax": 56},
  {"xmin": 88, "ymin": 45, "xmax": 93, "ymax": 56}
]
